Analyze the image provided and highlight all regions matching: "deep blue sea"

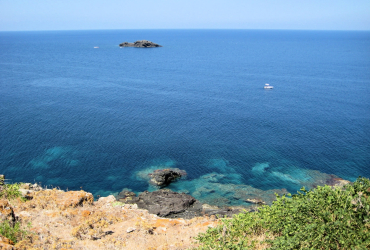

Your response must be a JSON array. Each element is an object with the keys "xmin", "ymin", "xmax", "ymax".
[{"xmin": 1, "ymin": 29, "xmax": 369, "ymax": 207}]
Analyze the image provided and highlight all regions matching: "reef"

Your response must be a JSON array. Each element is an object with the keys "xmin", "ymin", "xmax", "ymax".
[
  {"xmin": 133, "ymin": 160, "xmax": 353, "ymax": 208},
  {"xmin": 119, "ymin": 40, "xmax": 162, "ymax": 48}
]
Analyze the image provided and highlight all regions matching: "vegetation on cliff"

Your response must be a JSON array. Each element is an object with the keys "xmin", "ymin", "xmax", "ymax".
[
  {"xmin": 0, "ymin": 182, "xmax": 23, "ymax": 200},
  {"xmin": 0, "ymin": 220, "xmax": 31, "ymax": 244},
  {"xmin": 196, "ymin": 177, "xmax": 370, "ymax": 249},
  {"xmin": 0, "ymin": 181, "xmax": 32, "ymax": 246}
]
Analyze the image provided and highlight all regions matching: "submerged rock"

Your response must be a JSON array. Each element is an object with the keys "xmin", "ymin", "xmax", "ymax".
[
  {"xmin": 325, "ymin": 176, "xmax": 351, "ymax": 188},
  {"xmin": 119, "ymin": 40, "xmax": 162, "ymax": 48},
  {"xmin": 245, "ymin": 198, "xmax": 266, "ymax": 205}
]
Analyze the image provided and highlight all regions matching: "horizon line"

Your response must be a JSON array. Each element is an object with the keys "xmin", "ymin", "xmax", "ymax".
[{"xmin": 1, "ymin": 27, "xmax": 370, "ymax": 32}]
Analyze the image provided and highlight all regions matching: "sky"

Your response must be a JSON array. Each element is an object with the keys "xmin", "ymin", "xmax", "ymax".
[{"xmin": 0, "ymin": 0, "xmax": 369, "ymax": 31}]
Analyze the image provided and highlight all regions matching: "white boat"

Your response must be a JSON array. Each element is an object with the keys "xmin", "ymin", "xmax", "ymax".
[
  {"xmin": 264, "ymin": 83, "xmax": 273, "ymax": 89},
  {"xmin": 94, "ymin": 46, "xmax": 99, "ymax": 49}
]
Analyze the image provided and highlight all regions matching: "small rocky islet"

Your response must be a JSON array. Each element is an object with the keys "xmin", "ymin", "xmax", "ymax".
[{"xmin": 119, "ymin": 40, "xmax": 162, "ymax": 48}]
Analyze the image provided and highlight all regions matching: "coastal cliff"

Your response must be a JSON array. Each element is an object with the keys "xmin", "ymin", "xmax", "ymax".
[
  {"xmin": 0, "ymin": 175, "xmax": 236, "ymax": 250},
  {"xmin": 1, "ymin": 174, "xmax": 368, "ymax": 250}
]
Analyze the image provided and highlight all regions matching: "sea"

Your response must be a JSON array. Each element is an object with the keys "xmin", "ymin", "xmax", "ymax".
[{"xmin": 1, "ymin": 29, "xmax": 369, "ymax": 207}]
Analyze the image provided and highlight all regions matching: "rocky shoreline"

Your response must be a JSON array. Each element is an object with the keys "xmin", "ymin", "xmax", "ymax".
[
  {"xmin": 3, "ymin": 173, "xmax": 244, "ymax": 220},
  {"xmin": 2, "ymin": 172, "xmax": 351, "ymax": 220},
  {"xmin": 0, "ymin": 173, "xmax": 352, "ymax": 249}
]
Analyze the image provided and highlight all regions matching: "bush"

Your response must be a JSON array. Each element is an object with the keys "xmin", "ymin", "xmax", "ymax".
[
  {"xmin": 0, "ymin": 183, "xmax": 23, "ymax": 199},
  {"xmin": 0, "ymin": 220, "xmax": 31, "ymax": 243},
  {"xmin": 0, "ymin": 183, "xmax": 22, "ymax": 199},
  {"xmin": 196, "ymin": 177, "xmax": 370, "ymax": 249}
]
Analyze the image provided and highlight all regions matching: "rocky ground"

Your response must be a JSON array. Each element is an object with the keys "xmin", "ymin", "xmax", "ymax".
[{"xmin": 0, "ymin": 184, "xmax": 222, "ymax": 250}]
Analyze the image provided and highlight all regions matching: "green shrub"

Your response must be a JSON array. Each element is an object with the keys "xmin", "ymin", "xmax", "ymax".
[
  {"xmin": 0, "ymin": 220, "xmax": 31, "ymax": 243},
  {"xmin": 195, "ymin": 211, "xmax": 269, "ymax": 249},
  {"xmin": 196, "ymin": 177, "xmax": 370, "ymax": 249},
  {"xmin": 0, "ymin": 183, "xmax": 22, "ymax": 199}
]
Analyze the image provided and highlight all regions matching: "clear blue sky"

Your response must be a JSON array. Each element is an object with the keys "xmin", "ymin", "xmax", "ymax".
[{"xmin": 0, "ymin": 0, "xmax": 369, "ymax": 31}]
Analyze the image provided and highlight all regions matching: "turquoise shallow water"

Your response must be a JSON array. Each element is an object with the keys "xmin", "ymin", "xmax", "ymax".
[{"xmin": 1, "ymin": 29, "xmax": 369, "ymax": 206}]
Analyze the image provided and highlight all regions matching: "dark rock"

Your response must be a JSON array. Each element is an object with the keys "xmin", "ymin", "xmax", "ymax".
[
  {"xmin": 119, "ymin": 40, "xmax": 162, "ymax": 48},
  {"xmin": 125, "ymin": 189, "xmax": 203, "ymax": 219},
  {"xmin": 123, "ymin": 189, "xmax": 244, "ymax": 219},
  {"xmin": 149, "ymin": 168, "xmax": 185, "ymax": 187},
  {"xmin": 117, "ymin": 190, "xmax": 136, "ymax": 202}
]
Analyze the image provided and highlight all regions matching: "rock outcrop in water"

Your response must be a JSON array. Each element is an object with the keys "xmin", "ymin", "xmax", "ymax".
[
  {"xmin": 119, "ymin": 40, "xmax": 162, "ymax": 48},
  {"xmin": 148, "ymin": 168, "xmax": 186, "ymax": 187}
]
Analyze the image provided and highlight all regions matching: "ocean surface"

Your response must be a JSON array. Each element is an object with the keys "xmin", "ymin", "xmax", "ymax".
[{"xmin": 1, "ymin": 29, "xmax": 369, "ymax": 207}]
